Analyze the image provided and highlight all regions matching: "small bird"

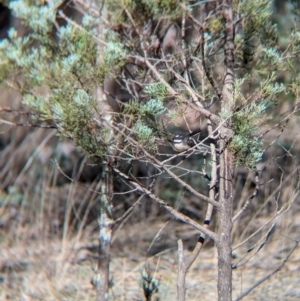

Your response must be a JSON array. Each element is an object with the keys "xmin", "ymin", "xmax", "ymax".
[
  {"xmin": 169, "ymin": 133, "xmax": 198, "ymax": 152},
  {"xmin": 168, "ymin": 131, "xmax": 217, "ymax": 153}
]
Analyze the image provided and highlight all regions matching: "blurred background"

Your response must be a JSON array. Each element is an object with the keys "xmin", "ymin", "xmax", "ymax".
[{"xmin": 1, "ymin": 1, "xmax": 300, "ymax": 300}]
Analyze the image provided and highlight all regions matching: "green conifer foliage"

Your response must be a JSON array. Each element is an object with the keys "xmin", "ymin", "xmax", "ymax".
[
  {"xmin": 1, "ymin": 0, "xmax": 300, "ymax": 163},
  {"xmin": 0, "ymin": 1, "xmax": 130, "ymax": 157}
]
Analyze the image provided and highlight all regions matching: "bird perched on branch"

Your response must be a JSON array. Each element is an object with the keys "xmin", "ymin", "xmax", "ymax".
[
  {"xmin": 168, "ymin": 130, "xmax": 203, "ymax": 152},
  {"xmin": 168, "ymin": 131, "xmax": 217, "ymax": 153},
  {"xmin": 169, "ymin": 133, "xmax": 197, "ymax": 152}
]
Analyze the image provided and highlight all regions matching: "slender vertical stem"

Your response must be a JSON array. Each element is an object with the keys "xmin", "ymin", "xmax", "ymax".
[
  {"xmin": 217, "ymin": 145, "xmax": 233, "ymax": 301},
  {"xmin": 217, "ymin": 1, "xmax": 235, "ymax": 300},
  {"xmin": 95, "ymin": 88, "xmax": 115, "ymax": 301},
  {"xmin": 96, "ymin": 164, "xmax": 114, "ymax": 301}
]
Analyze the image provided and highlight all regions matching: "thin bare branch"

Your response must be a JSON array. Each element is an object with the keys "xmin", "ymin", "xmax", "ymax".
[
  {"xmin": 233, "ymin": 171, "xmax": 259, "ymax": 222},
  {"xmin": 233, "ymin": 240, "xmax": 299, "ymax": 301},
  {"xmin": 111, "ymin": 166, "xmax": 218, "ymax": 242}
]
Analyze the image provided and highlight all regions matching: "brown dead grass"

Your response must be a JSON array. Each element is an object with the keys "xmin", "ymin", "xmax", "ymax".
[{"xmin": 1, "ymin": 217, "xmax": 300, "ymax": 301}]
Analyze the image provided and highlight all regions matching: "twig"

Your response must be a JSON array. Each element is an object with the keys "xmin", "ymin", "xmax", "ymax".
[
  {"xmin": 0, "ymin": 119, "xmax": 57, "ymax": 129},
  {"xmin": 233, "ymin": 239, "xmax": 299, "ymax": 301},
  {"xmin": 111, "ymin": 166, "xmax": 218, "ymax": 242},
  {"xmin": 233, "ymin": 190, "xmax": 299, "ymax": 252},
  {"xmin": 108, "ymin": 121, "xmax": 220, "ymax": 208},
  {"xmin": 233, "ymin": 171, "xmax": 259, "ymax": 222}
]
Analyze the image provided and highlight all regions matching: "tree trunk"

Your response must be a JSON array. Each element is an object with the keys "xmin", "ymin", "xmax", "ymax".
[
  {"xmin": 217, "ymin": 144, "xmax": 233, "ymax": 301},
  {"xmin": 96, "ymin": 165, "xmax": 114, "ymax": 301},
  {"xmin": 94, "ymin": 87, "xmax": 115, "ymax": 301},
  {"xmin": 217, "ymin": 0, "xmax": 234, "ymax": 298}
]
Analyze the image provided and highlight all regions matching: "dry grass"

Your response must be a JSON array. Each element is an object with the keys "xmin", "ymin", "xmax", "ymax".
[{"xmin": 1, "ymin": 223, "xmax": 300, "ymax": 300}]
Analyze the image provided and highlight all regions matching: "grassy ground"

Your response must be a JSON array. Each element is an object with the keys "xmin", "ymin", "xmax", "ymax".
[{"xmin": 1, "ymin": 215, "xmax": 300, "ymax": 301}]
